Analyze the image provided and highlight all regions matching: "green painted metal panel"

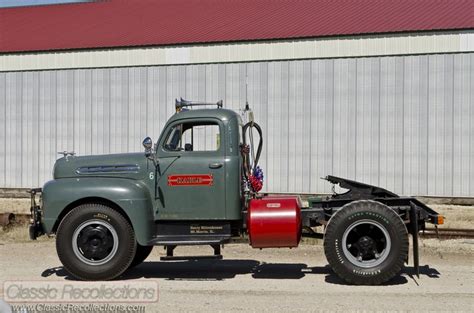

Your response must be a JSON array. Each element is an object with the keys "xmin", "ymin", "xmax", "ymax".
[{"xmin": 41, "ymin": 177, "xmax": 154, "ymax": 245}]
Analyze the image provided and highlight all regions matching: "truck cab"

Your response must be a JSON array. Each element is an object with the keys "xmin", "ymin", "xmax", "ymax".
[
  {"xmin": 35, "ymin": 103, "xmax": 245, "ymax": 246},
  {"xmin": 152, "ymin": 108, "xmax": 242, "ymax": 222}
]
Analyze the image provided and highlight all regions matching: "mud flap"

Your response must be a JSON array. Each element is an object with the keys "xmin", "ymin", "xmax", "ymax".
[{"xmin": 409, "ymin": 202, "xmax": 420, "ymax": 278}]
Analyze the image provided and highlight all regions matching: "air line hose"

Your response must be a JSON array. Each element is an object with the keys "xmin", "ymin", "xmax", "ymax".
[{"xmin": 242, "ymin": 121, "xmax": 264, "ymax": 192}]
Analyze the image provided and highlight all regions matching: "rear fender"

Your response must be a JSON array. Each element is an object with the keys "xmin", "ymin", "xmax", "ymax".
[{"xmin": 42, "ymin": 178, "xmax": 154, "ymax": 245}]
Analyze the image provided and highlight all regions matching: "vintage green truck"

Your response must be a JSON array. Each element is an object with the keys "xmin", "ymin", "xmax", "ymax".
[{"xmin": 29, "ymin": 99, "xmax": 443, "ymax": 285}]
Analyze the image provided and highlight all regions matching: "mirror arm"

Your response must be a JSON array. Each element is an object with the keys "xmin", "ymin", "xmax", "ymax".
[
  {"xmin": 153, "ymin": 145, "xmax": 159, "ymax": 167},
  {"xmin": 146, "ymin": 144, "xmax": 159, "ymax": 168},
  {"xmin": 148, "ymin": 155, "xmax": 158, "ymax": 168}
]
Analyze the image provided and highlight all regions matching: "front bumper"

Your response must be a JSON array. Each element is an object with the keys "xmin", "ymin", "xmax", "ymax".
[{"xmin": 29, "ymin": 188, "xmax": 45, "ymax": 240}]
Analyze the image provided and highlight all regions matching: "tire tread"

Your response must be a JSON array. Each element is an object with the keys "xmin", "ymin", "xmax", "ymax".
[
  {"xmin": 324, "ymin": 200, "xmax": 408, "ymax": 285},
  {"xmin": 56, "ymin": 203, "xmax": 136, "ymax": 281}
]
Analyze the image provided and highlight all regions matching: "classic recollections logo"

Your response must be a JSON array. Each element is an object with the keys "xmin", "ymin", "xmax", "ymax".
[{"xmin": 3, "ymin": 281, "xmax": 159, "ymax": 303}]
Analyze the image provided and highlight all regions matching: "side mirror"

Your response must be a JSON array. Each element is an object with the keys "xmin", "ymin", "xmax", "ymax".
[
  {"xmin": 143, "ymin": 137, "xmax": 158, "ymax": 167},
  {"xmin": 143, "ymin": 137, "xmax": 153, "ymax": 155}
]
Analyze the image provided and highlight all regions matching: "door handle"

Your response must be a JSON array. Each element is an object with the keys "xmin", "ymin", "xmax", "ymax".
[{"xmin": 209, "ymin": 162, "xmax": 223, "ymax": 169}]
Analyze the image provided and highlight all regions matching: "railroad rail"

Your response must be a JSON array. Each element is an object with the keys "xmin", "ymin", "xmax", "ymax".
[{"xmin": 420, "ymin": 228, "xmax": 474, "ymax": 240}]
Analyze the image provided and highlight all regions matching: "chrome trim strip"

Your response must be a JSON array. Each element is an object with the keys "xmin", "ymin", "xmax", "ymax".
[{"xmin": 76, "ymin": 164, "xmax": 140, "ymax": 174}]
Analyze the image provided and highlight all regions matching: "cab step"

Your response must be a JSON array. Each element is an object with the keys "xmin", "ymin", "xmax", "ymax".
[{"xmin": 160, "ymin": 244, "xmax": 222, "ymax": 261}]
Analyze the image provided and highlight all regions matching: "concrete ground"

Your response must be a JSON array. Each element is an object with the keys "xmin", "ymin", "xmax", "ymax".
[{"xmin": 0, "ymin": 239, "xmax": 473, "ymax": 312}]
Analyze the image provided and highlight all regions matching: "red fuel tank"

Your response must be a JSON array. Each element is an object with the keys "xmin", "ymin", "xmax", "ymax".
[{"xmin": 247, "ymin": 196, "xmax": 302, "ymax": 248}]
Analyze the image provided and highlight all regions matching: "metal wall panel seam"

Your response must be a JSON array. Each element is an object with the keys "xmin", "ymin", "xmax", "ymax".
[
  {"xmin": 1, "ymin": 74, "xmax": 5, "ymax": 186},
  {"xmin": 451, "ymin": 55, "xmax": 455, "ymax": 197},
  {"xmin": 425, "ymin": 56, "xmax": 430, "ymax": 195},
  {"xmin": 308, "ymin": 61, "xmax": 313, "ymax": 192},
  {"xmin": 401, "ymin": 57, "xmax": 405, "ymax": 195},
  {"xmin": 286, "ymin": 61, "xmax": 290, "ymax": 191},
  {"xmin": 470, "ymin": 54, "xmax": 473, "ymax": 195},
  {"xmin": 354, "ymin": 59, "xmax": 358, "ymax": 182},
  {"xmin": 19, "ymin": 73, "xmax": 23, "ymax": 187},
  {"xmin": 377, "ymin": 58, "xmax": 381, "ymax": 187}
]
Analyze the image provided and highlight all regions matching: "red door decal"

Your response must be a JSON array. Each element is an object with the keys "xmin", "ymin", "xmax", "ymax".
[{"xmin": 168, "ymin": 174, "xmax": 214, "ymax": 186}]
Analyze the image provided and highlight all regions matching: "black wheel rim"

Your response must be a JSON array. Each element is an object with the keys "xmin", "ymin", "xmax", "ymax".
[
  {"xmin": 72, "ymin": 220, "xmax": 119, "ymax": 266},
  {"xmin": 341, "ymin": 219, "xmax": 391, "ymax": 268}
]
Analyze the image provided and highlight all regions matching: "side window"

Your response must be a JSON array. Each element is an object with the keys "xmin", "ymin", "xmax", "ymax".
[{"xmin": 164, "ymin": 121, "xmax": 220, "ymax": 152}]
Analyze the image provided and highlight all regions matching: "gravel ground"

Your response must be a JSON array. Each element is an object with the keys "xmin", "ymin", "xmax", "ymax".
[
  {"xmin": 0, "ymin": 198, "xmax": 473, "ymax": 312},
  {"xmin": 0, "ymin": 239, "xmax": 472, "ymax": 312}
]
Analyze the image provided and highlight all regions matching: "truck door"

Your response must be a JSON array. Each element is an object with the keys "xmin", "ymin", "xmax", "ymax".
[{"xmin": 155, "ymin": 118, "xmax": 226, "ymax": 220}]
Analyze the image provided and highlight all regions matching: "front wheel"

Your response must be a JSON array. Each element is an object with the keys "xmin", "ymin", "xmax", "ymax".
[
  {"xmin": 128, "ymin": 244, "xmax": 153, "ymax": 269},
  {"xmin": 56, "ymin": 204, "xmax": 136, "ymax": 280},
  {"xmin": 324, "ymin": 200, "xmax": 408, "ymax": 285}
]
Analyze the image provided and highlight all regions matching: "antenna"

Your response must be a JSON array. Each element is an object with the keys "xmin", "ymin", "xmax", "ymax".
[{"xmin": 245, "ymin": 72, "xmax": 249, "ymax": 111}]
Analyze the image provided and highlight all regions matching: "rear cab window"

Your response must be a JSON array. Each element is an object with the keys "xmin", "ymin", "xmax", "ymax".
[{"xmin": 163, "ymin": 121, "xmax": 221, "ymax": 152}]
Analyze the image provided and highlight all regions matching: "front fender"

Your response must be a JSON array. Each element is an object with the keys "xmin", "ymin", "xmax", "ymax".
[{"xmin": 42, "ymin": 178, "xmax": 154, "ymax": 245}]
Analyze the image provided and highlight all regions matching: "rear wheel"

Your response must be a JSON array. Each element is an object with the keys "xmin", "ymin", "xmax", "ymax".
[
  {"xmin": 324, "ymin": 200, "xmax": 408, "ymax": 285},
  {"xmin": 56, "ymin": 204, "xmax": 136, "ymax": 280}
]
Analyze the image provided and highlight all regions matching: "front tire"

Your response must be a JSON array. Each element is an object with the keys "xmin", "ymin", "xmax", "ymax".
[
  {"xmin": 324, "ymin": 200, "xmax": 408, "ymax": 285},
  {"xmin": 56, "ymin": 204, "xmax": 136, "ymax": 280},
  {"xmin": 128, "ymin": 244, "xmax": 153, "ymax": 269}
]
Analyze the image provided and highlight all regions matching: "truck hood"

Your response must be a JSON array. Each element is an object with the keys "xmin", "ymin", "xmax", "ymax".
[{"xmin": 53, "ymin": 153, "xmax": 149, "ymax": 180}]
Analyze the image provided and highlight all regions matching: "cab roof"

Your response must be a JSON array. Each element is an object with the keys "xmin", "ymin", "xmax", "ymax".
[{"xmin": 168, "ymin": 108, "xmax": 241, "ymax": 124}]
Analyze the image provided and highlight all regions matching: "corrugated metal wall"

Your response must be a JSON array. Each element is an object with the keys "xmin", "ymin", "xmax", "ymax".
[
  {"xmin": 0, "ymin": 53, "xmax": 473, "ymax": 196},
  {"xmin": 2, "ymin": 31, "xmax": 473, "ymax": 71}
]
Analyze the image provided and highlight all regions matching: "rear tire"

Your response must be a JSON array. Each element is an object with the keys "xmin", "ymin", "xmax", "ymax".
[
  {"xmin": 324, "ymin": 200, "xmax": 408, "ymax": 285},
  {"xmin": 56, "ymin": 203, "xmax": 136, "ymax": 280},
  {"xmin": 129, "ymin": 243, "xmax": 153, "ymax": 269}
]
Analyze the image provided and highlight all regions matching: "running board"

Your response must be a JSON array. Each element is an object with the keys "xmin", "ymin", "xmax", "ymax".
[
  {"xmin": 160, "ymin": 255, "xmax": 223, "ymax": 261},
  {"xmin": 148, "ymin": 235, "xmax": 231, "ymax": 246}
]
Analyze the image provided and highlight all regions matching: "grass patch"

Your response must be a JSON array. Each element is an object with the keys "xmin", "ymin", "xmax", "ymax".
[
  {"xmin": 0, "ymin": 223, "xmax": 52, "ymax": 244},
  {"xmin": 431, "ymin": 205, "xmax": 474, "ymax": 229}
]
